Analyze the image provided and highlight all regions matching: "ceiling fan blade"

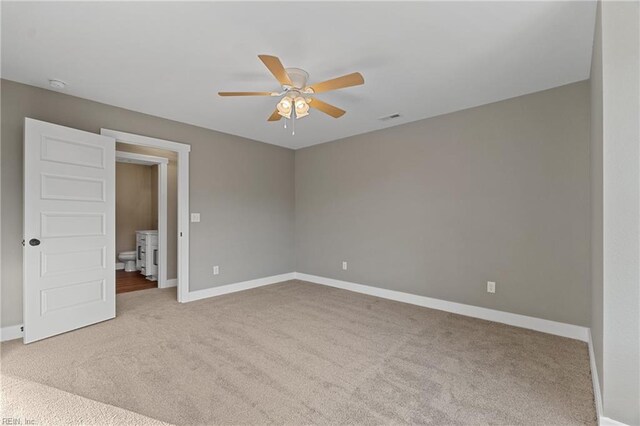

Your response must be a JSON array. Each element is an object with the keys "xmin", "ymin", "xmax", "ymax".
[
  {"xmin": 258, "ymin": 55, "xmax": 293, "ymax": 86},
  {"xmin": 308, "ymin": 98, "xmax": 346, "ymax": 118},
  {"xmin": 267, "ymin": 109, "xmax": 282, "ymax": 121},
  {"xmin": 218, "ymin": 91, "xmax": 275, "ymax": 96},
  {"xmin": 307, "ymin": 72, "xmax": 364, "ymax": 94}
]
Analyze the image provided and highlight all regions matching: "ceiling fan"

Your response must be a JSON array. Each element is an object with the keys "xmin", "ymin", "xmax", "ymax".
[{"xmin": 219, "ymin": 55, "xmax": 364, "ymax": 128}]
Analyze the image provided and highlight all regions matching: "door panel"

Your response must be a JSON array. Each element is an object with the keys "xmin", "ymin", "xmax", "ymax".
[
  {"xmin": 41, "ymin": 173, "xmax": 106, "ymax": 202},
  {"xmin": 41, "ymin": 279, "xmax": 106, "ymax": 315},
  {"xmin": 40, "ymin": 135, "xmax": 106, "ymax": 168},
  {"xmin": 40, "ymin": 212, "xmax": 106, "ymax": 238},
  {"xmin": 41, "ymin": 247, "xmax": 106, "ymax": 277},
  {"xmin": 24, "ymin": 118, "xmax": 115, "ymax": 343}
]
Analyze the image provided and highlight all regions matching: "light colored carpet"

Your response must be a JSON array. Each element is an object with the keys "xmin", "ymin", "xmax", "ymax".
[
  {"xmin": 1, "ymin": 375, "xmax": 170, "ymax": 425},
  {"xmin": 1, "ymin": 280, "xmax": 596, "ymax": 425}
]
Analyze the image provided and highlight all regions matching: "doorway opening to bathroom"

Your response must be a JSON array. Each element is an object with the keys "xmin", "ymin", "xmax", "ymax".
[
  {"xmin": 103, "ymin": 129, "xmax": 191, "ymax": 303},
  {"xmin": 115, "ymin": 148, "xmax": 172, "ymax": 293}
]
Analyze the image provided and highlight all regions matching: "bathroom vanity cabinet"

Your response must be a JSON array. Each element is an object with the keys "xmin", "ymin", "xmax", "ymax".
[{"xmin": 136, "ymin": 230, "xmax": 158, "ymax": 281}]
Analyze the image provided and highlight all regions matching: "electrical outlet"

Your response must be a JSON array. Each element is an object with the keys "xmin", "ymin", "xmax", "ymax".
[
  {"xmin": 487, "ymin": 281, "xmax": 496, "ymax": 294},
  {"xmin": 190, "ymin": 213, "xmax": 201, "ymax": 223},
  {"xmin": 213, "ymin": 265, "xmax": 219, "ymax": 275},
  {"xmin": 342, "ymin": 261, "xmax": 348, "ymax": 271}
]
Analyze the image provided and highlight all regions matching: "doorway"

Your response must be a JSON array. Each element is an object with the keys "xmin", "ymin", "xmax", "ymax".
[
  {"xmin": 115, "ymin": 150, "xmax": 168, "ymax": 293},
  {"xmin": 101, "ymin": 129, "xmax": 191, "ymax": 303}
]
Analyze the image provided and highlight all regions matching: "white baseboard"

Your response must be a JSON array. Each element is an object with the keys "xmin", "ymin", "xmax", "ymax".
[
  {"xmin": 601, "ymin": 417, "xmax": 629, "ymax": 426},
  {"xmin": 590, "ymin": 331, "xmax": 630, "ymax": 426},
  {"xmin": 1, "ymin": 324, "xmax": 23, "ymax": 342},
  {"xmin": 184, "ymin": 273, "xmax": 296, "ymax": 303},
  {"xmin": 1, "ymin": 274, "xmax": 590, "ymax": 345},
  {"xmin": 3, "ymin": 271, "xmax": 591, "ymax": 342},
  {"xmin": 115, "ymin": 262, "xmax": 124, "ymax": 271},
  {"xmin": 588, "ymin": 330, "xmax": 604, "ymax": 422},
  {"xmin": 294, "ymin": 273, "xmax": 590, "ymax": 342},
  {"xmin": 164, "ymin": 278, "xmax": 177, "ymax": 288}
]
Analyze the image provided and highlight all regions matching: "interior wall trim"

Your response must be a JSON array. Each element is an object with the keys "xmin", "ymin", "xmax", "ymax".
[
  {"xmin": 3, "ymin": 272, "xmax": 592, "ymax": 346},
  {"xmin": 183, "ymin": 273, "xmax": 296, "ymax": 303},
  {"xmin": 165, "ymin": 278, "xmax": 177, "ymax": 288},
  {"xmin": 588, "ymin": 330, "xmax": 604, "ymax": 422},
  {"xmin": 600, "ymin": 418, "xmax": 629, "ymax": 426},
  {"xmin": 0, "ymin": 325, "xmax": 23, "ymax": 342},
  {"xmin": 294, "ymin": 273, "xmax": 590, "ymax": 342},
  {"xmin": 588, "ymin": 331, "xmax": 629, "ymax": 426}
]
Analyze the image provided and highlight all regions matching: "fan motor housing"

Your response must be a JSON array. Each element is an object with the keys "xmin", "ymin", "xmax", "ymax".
[{"xmin": 285, "ymin": 68, "xmax": 309, "ymax": 89}]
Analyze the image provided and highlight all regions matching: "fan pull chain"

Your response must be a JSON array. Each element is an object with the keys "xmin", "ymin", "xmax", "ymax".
[{"xmin": 292, "ymin": 112, "xmax": 295, "ymax": 136}]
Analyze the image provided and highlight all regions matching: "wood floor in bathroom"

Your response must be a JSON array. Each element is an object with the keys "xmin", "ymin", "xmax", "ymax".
[{"xmin": 116, "ymin": 270, "xmax": 157, "ymax": 294}]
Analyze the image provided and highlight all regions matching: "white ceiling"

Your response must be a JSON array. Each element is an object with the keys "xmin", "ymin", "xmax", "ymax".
[{"xmin": 1, "ymin": 1, "xmax": 596, "ymax": 149}]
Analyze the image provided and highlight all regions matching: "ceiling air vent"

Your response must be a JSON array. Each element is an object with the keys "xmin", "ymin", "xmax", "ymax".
[{"xmin": 379, "ymin": 113, "xmax": 401, "ymax": 121}]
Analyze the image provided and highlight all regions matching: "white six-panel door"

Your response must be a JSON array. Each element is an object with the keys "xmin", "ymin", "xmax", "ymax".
[{"xmin": 23, "ymin": 118, "xmax": 116, "ymax": 343}]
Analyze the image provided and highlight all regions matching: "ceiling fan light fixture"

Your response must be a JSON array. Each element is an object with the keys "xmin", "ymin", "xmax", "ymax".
[
  {"xmin": 294, "ymin": 96, "xmax": 309, "ymax": 118},
  {"xmin": 294, "ymin": 97, "xmax": 306, "ymax": 109},
  {"xmin": 277, "ymin": 96, "xmax": 293, "ymax": 118},
  {"xmin": 220, "ymin": 55, "xmax": 364, "ymax": 125},
  {"xmin": 278, "ymin": 110, "xmax": 292, "ymax": 119}
]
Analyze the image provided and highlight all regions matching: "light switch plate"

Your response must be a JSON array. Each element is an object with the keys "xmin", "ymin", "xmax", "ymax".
[{"xmin": 190, "ymin": 213, "xmax": 200, "ymax": 223}]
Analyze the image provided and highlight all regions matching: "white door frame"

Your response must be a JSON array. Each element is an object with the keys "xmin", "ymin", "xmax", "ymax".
[
  {"xmin": 102, "ymin": 129, "xmax": 190, "ymax": 302},
  {"xmin": 115, "ymin": 151, "xmax": 169, "ymax": 288}
]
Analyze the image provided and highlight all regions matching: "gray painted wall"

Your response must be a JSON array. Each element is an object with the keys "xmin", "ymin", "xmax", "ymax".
[
  {"xmin": 0, "ymin": 79, "xmax": 595, "ymax": 332},
  {"xmin": 295, "ymin": 81, "xmax": 591, "ymax": 326},
  {"xmin": 597, "ymin": 1, "xmax": 640, "ymax": 423},
  {"xmin": 1, "ymin": 79, "xmax": 295, "ymax": 328}
]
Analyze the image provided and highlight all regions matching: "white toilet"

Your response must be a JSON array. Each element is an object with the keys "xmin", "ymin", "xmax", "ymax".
[{"xmin": 118, "ymin": 251, "xmax": 137, "ymax": 272}]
